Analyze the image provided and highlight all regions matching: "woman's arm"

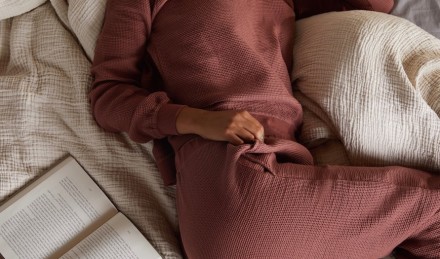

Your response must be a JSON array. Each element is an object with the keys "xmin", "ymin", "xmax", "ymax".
[
  {"xmin": 177, "ymin": 108, "xmax": 265, "ymax": 145},
  {"xmin": 90, "ymin": 0, "xmax": 186, "ymax": 143},
  {"xmin": 294, "ymin": 0, "xmax": 395, "ymax": 20}
]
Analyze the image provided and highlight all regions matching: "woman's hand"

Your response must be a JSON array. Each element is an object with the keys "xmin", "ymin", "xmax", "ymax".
[{"xmin": 176, "ymin": 107, "xmax": 264, "ymax": 145}]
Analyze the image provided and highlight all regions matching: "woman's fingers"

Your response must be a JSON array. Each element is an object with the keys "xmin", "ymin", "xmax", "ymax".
[
  {"xmin": 222, "ymin": 110, "xmax": 265, "ymax": 145},
  {"xmin": 227, "ymin": 111, "xmax": 264, "ymax": 145},
  {"xmin": 228, "ymin": 134, "xmax": 245, "ymax": 146},
  {"xmin": 236, "ymin": 127, "xmax": 258, "ymax": 143},
  {"xmin": 240, "ymin": 111, "xmax": 265, "ymax": 142}
]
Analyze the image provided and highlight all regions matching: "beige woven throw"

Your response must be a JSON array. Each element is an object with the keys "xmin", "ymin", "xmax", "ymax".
[{"xmin": 0, "ymin": 4, "xmax": 181, "ymax": 258}]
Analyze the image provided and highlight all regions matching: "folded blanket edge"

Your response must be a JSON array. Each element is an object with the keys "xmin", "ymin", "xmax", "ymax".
[{"xmin": 0, "ymin": 0, "xmax": 46, "ymax": 20}]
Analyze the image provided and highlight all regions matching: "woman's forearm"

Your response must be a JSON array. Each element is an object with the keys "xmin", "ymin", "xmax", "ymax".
[{"xmin": 176, "ymin": 107, "xmax": 265, "ymax": 145}]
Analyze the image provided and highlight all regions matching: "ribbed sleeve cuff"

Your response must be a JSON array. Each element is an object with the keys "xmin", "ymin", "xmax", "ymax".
[{"xmin": 157, "ymin": 104, "xmax": 187, "ymax": 136}]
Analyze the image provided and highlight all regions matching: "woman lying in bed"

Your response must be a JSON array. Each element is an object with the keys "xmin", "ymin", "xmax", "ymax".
[{"xmin": 90, "ymin": 0, "xmax": 440, "ymax": 258}]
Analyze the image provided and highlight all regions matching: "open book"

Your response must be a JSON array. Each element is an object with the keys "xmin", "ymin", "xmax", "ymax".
[{"xmin": 0, "ymin": 156, "xmax": 162, "ymax": 259}]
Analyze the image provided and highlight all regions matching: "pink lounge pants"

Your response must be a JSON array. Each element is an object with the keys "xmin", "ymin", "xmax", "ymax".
[{"xmin": 172, "ymin": 136, "xmax": 440, "ymax": 258}]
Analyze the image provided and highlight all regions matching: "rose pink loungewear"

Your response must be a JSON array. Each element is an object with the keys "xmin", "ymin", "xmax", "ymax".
[{"xmin": 90, "ymin": 0, "xmax": 440, "ymax": 257}]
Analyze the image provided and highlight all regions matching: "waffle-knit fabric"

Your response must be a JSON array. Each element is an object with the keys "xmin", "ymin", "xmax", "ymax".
[
  {"xmin": 90, "ymin": 0, "xmax": 395, "ymax": 185},
  {"xmin": 90, "ymin": 0, "xmax": 440, "ymax": 257},
  {"xmin": 172, "ymin": 136, "xmax": 440, "ymax": 258}
]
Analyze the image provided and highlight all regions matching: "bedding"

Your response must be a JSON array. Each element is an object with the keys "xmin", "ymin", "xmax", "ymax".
[
  {"xmin": 392, "ymin": 0, "xmax": 440, "ymax": 39},
  {"xmin": 293, "ymin": 10, "xmax": 440, "ymax": 173},
  {"xmin": 0, "ymin": 0, "xmax": 45, "ymax": 20},
  {"xmin": 0, "ymin": 2, "xmax": 181, "ymax": 258},
  {"xmin": 0, "ymin": 1, "xmax": 439, "ymax": 258}
]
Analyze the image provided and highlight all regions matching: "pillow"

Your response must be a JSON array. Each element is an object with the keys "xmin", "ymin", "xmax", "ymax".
[
  {"xmin": 0, "ymin": 0, "xmax": 46, "ymax": 20},
  {"xmin": 391, "ymin": 0, "xmax": 440, "ymax": 39},
  {"xmin": 292, "ymin": 10, "xmax": 440, "ymax": 172}
]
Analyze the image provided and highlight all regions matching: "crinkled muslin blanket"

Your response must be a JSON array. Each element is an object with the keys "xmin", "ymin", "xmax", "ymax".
[
  {"xmin": 0, "ymin": 0, "xmax": 46, "ymax": 20},
  {"xmin": 0, "ymin": 3, "xmax": 182, "ymax": 258},
  {"xmin": 292, "ymin": 10, "xmax": 440, "ymax": 173},
  {"xmin": 0, "ymin": 0, "xmax": 106, "ymax": 60}
]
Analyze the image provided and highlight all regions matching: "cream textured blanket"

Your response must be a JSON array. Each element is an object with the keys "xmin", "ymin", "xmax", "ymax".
[
  {"xmin": 292, "ymin": 11, "xmax": 440, "ymax": 173},
  {"xmin": 0, "ymin": 0, "xmax": 45, "ymax": 20},
  {"xmin": 0, "ymin": 3, "xmax": 181, "ymax": 258},
  {"xmin": 0, "ymin": 0, "xmax": 106, "ymax": 60}
]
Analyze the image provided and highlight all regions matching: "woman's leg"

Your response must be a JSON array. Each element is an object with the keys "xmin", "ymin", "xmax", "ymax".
[{"xmin": 174, "ymin": 138, "xmax": 440, "ymax": 258}]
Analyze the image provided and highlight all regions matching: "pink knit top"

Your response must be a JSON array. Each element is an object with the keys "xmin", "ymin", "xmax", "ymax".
[{"xmin": 90, "ymin": 0, "xmax": 394, "ymax": 185}]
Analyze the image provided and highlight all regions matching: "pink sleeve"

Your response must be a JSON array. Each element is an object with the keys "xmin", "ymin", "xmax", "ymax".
[
  {"xmin": 89, "ymin": 0, "xmax": 186, "ymax": 143},
  {"xmin": 294, "ymin": 0, "xmax": 394, "ymax": 20}
]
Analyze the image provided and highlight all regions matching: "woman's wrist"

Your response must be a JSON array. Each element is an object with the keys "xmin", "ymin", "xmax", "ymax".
[{"xmin": 175, "ymin": 107, "xmax": 206, "ymax": 135}]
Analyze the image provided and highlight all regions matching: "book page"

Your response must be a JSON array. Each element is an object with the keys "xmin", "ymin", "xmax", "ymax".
[
  {"xmin": 60, "ymin": 212, "xmax": 162, "ymax": 259},
  {"xmin": 0, "ymin": 156, "xmax": 118, "ymax": 259}
]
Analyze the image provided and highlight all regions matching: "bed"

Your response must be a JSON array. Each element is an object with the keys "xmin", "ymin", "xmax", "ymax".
[{"xmin": 0, "ymin": 0, "xmax": 439, "ymax": 258}]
